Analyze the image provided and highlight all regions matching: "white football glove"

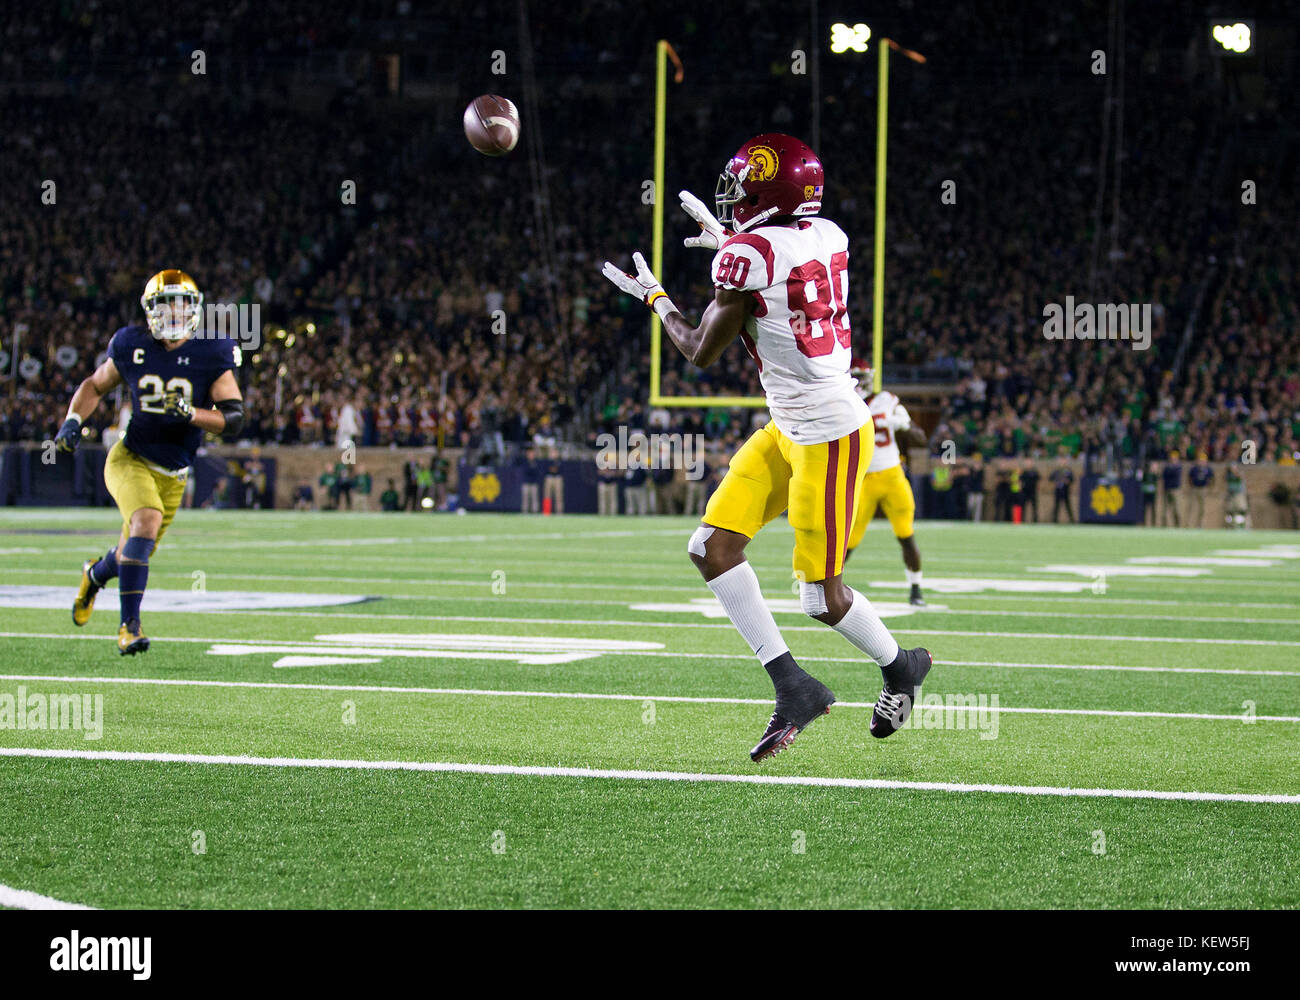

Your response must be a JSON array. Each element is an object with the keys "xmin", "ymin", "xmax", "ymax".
[
  {"xmin": 886, "ymin": 405, "xmax": 912, "ymax": 432},
  {"xmin": 601, "ymin": 251, "xmax": 667, "ymax": 307},
  {"xmin": 679, "ymin": 190, "xmax": 729, "ymax": 251}
]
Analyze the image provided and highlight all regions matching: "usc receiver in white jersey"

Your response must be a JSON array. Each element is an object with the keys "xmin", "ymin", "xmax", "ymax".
[
  {"xmin": 600, "ymin": 132, "xmax": 932, "ymax": 762},
  {"xmin": 709, "ymin": 218, "xmax": 869, "ymax": 445}
]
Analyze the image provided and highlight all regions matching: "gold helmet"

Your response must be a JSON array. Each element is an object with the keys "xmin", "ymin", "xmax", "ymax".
[{"xmin": 141, "ymin": 269, "xmax": 203, "ymax": 341}]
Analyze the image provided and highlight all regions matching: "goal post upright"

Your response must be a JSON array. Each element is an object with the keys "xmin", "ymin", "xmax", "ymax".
[
  {"xmin": 650, "ymin": 39, "xmax": 667, "ymax": 407},
  {"xmin": 649, "ymin": 40, "xmax": 766, "ymax": 409},
  {"xmin": 872, "ymin": 38, "xmax": 926, "ymax": 395},
  {"xmin": 872, "ymin": 39, "xmax": 889, "ymax": 395}
]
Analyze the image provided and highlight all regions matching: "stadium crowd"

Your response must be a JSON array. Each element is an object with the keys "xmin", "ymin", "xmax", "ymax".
[{"xmin": 1, "ymin": 0, "xmax": 1295, "ymax": 478}]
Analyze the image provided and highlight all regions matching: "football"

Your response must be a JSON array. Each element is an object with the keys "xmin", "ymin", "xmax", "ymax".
[{"xmin": 463, "ymin": 94, "xmax": 520, "ymax": 156}]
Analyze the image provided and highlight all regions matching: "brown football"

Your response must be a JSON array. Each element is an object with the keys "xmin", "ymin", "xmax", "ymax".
[{"xmin": 463, "ymin": 95, "xmax": 521, "ymax": 156}]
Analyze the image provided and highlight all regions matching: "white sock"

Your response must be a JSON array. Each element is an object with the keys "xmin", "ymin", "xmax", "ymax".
[
  {"xmin": 706, "ymin": 562, "xmax": 789, "ymax": 665},
  {"xmin": 831, "ymin": 588, "xmax": 900, "ymax": 666},
  {"xmin": 906, "ymin": 569, "xmax": 923, "ymax": 585}
]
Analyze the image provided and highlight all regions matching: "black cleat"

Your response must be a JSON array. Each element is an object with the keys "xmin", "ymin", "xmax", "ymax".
[
  {"xmin": 751, "ymin": 670, "xmax": 835, "ymax": 762},
  {"xmin": 751, "ymin": 711, "xmax": 800, "ymax": 761},
  {"xmin": 870, "ymin": 646, "xmax": 932, "ymax": 739},
  {"xmin": 750, "ymin": 705, "xmax": 833, "ymax": 762},
  {"xmin": 909, "ymin": 585, "xmax": 926, "ymax": 607}
]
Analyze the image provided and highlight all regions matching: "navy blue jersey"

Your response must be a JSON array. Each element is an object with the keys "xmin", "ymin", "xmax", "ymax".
[{"xmin": 108, "ymin": 325, "xmax": 241, "ymax": 470}]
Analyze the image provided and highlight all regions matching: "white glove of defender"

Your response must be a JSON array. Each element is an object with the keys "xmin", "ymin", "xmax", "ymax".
[
  {"xmin": 601, "ymin": 251, "xmax": 666, "ymax": 306},
  {"xmin": 679, "ymin": 190, "xmax": 729, "ymax": 251}
]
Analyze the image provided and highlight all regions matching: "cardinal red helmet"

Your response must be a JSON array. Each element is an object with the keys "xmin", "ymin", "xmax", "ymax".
[
  {"xmin": 715, "ymin": 133, "xmax": 824, "ymax": 233},
  {"xmin": 849, "ymin": 357, "xmax": 874, "ymax": 399}
]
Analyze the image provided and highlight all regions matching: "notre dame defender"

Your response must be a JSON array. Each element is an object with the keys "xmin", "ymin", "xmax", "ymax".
[{"xmin": 55, "ymin": 269, "xmax": 244, "ymax": 654}]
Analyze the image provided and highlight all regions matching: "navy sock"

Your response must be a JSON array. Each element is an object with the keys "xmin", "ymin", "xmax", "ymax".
[
  {"xmin": 118, "ymin": 535, "xmax": 153, "ymax": 625},
  {"xmin": 89, "ymin": 546, "xmax": 119, "ymax": 586}
]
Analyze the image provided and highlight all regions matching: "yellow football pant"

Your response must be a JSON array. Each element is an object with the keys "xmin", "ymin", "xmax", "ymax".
[
  {"xmin": 103, "ymin": 441, "xmax": 186, "ymax": 552},
  {"xmin": 703, "ymin": 420, "xmax": 873, "ymax": 583},
  {"xmin": 846, "ymin": 463, "xmax": 917, "ymax": 549}
]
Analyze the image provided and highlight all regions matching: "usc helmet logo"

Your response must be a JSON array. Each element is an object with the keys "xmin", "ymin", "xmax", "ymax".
[{"xmin": 746, "ymin": 145, "xmax": 779, "ymax": 182}]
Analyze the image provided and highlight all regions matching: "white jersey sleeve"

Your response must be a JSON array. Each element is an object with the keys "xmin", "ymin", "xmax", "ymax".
[
  {"xmin": 709, "ymin": 218, "xmax": 869, "ymax": 445},
  {"xmin": 710, "ymin": 239, "xmax": 771, "ymax": 293},
  {"xmin": 867, "ymin": 391, "xmax": 904, "ymax": 472}
]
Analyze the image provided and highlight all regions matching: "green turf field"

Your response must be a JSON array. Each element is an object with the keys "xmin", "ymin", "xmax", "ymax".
[{"xmin": 0, "ymin": 509, "xmax": 1297, "ymax": 908}]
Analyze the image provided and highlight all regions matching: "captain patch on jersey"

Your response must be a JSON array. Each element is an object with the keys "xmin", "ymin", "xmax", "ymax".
[{"xmin": 109, "ymin": 325, "xmax": 242, "ymax": 471}]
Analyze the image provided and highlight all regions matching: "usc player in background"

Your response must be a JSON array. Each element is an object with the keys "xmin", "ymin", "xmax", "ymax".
[
  {"xmin": 55, "ymin": 270, "xmax": 244, "ymax": 655},
  {"xmin": 843, "ymin": 361, "xmax": 929, "ymax": 607},
  {"xmin": 603, "ymin": 133, "xmax": 932, "ymax": 761}
]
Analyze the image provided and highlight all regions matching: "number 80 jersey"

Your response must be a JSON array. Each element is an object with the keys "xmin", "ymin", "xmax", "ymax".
[
  {"xmin": 108, "ymin": 324, "xmax": 241, "ymax": 471},
  {"xmin": 711, "ymin": 218, "xmax": 869, "ymax": 445}
]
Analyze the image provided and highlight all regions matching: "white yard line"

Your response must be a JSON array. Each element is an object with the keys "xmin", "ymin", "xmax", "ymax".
[
  {"xmin": 0, "ymin": 567, "xmax": 712, "ymax": 593},
  {"xmin": 1, "ymin": 632, "xmax": 1297, "ymax": 677},
  {"xmin": 914, "ymin": 658, "xmax": 1297, "ymax": 678},
  {"xmin": 4, "ymin": 565, "xmax": 1300, "ymax": 624},
  {"xmin": 0, "ymin": 747, "xmax": 1294, "ymax": 805},
  {"xmin": 0, "ymin": 883, "xmax": 95, "ymax": 910},
  {"xmin": 873, "ymin": 594, "xmax": 1300, "ymax": 610},
  {"xmin": 0, "ymin": 672, "xmax": 1295, "ymax": 722},
  {"xmin": 4, "ymin": 573, "xmax": 1299, "ymax": 632},
  {"xmin": 154, "ymin": 611, "xmax": 1300, "ymax": 646},
  {"xmin": 901, "ymin": 608, "xmax": 1298, "ymax": 626},
  {"xmin": 130, "ymin": 528, "xmax": 691, "ymax": 550},
  {"xmin": 6, "ymin": 560, "xmax": 1300, "ymax": 600}
]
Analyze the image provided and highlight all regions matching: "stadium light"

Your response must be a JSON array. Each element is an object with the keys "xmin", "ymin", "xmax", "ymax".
[
  {"xmin": 1211, "ymin": 21, "xmax": 1253, "ymax": 54},
  {"xmin": 830, "ymin": 22, "xmax": 871, "ymax": 54}
]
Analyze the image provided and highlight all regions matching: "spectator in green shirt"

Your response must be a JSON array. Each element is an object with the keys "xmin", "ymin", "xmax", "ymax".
[
  {"xmin": 1225, "ymin": 467, "xmax": 1250, "ymax": 528},
  {"xmin": 1141, "ymin": 460, "xmax": 1159, "ymax": 525},
  {"xmin": 354, "ymin": 465, "xmax": 373, "ymax": 511},
  {"xmin": 334, "ymin": 460, "xmax": 354, "ymax": 510},
  {"xmin": 380, "ymin": 479, "xmax": 400, "ymax": 512},
  {"xmin": 431, "ymin": 453, "xmax": 450, "ymax": 508},
  {"xmin": 319, "ymin": 464, "xmax": 339, "ymax": 511}
]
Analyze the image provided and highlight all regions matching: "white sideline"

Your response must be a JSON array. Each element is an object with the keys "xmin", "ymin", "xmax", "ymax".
[
  {"xmin": 0, "ymin": 883, "xmax": 95, "ymax": 910},
  {"xmin": 0, "ymin": 632, "xmax": 1297, "ymax": 678},
  {"xmin": 0, "ymin": 747, "xmax": 1295, "ymax": 805},
  {"xmin": 0, "ymin": 672, "xmax": 1297, "ymax": 723}
]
